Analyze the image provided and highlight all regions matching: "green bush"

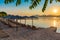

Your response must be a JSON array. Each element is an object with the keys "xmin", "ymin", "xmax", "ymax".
[{"xmin": 0, "ymin": 12, "xmax": 7, "ymax": 17}]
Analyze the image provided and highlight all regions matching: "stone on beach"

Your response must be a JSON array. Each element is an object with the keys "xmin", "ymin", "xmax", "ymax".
[
  {"xmin": 49, "ymin": 26, "xmax": 57, "ymax": 32},
  {"xmin": 32, "ymin": 26, "xmax": 38, "ymax": 30}
]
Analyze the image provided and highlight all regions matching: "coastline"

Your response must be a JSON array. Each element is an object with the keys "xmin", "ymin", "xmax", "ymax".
[{"xmin": 0, "ymin": 18, "xmax": 60, "ymax": 40}]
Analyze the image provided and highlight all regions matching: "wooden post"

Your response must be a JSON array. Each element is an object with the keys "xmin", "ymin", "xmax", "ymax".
[
  {"xmin": 7, "ymin": 19, "xmax": 9, "ymax": 25},
  {"xmin": 16, "ymin": 19, "xmax": 18, "ymax": 31},
  {"xmin": 25, "ymin": 18, "xmax": 26, "ymax": 25},
  {"xmin": 20, "ymin": 19, "xmax": 21, "ymax": 23},
  {"xmin": 32, "ymin": 18, "xmax": 33, "ymax": 27},
  {"xmin": 16, "ymin": 19, "xmax": 18, "ymax": 22}
]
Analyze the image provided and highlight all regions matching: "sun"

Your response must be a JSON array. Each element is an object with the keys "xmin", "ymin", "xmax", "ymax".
[{"xmin": 53, "ymin": 9, "xmax": 58, "ymax": 13}]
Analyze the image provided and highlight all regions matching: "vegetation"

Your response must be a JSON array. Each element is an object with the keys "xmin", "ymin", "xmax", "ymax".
[
  {"xmin": 0, "ymin": 12, "xmax": 7, "ymax": 17},
  {"xmin": 4, "ymin": 0, "xmax": 60, "ymax": 12}
]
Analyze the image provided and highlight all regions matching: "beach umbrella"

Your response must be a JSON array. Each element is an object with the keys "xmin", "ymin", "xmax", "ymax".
[
  {"xmin": 22, "ymin": 16, "xmax": 29, "ymax": 25},
  {"xmin": 29, "ymin": 16, "xmax": 34, "ymax": 27}
]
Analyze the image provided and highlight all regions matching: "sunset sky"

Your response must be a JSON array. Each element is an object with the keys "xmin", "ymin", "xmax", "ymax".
[{"xmin": 0, "ymin": 0, "xmax": 60, "ymax": 16}]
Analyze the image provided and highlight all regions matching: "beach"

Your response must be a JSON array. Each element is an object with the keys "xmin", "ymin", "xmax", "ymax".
[{"xmin": 0, "ymin": 18, "xmax": 60, "ymax": 40}]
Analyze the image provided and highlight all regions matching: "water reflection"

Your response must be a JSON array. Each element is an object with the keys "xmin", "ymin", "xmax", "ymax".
[
  {"xmin": 53, "ymin": 20, "xmax": 57, "ymax": 27},
  {"xmin": 14, "ymin": 17, "xmax": 60, "ymax": 33},
  {"xmin": 16, "ymin": 17, "xmax": 58, "ymax": 28}
]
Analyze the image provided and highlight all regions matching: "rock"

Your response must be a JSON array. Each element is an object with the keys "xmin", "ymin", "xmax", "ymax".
[
  {"xmin": 0, "ymin": 30, "xmax": 9, "ymax": 38},
  {"xmin": 49, "ymin": 26, "xmax": 57, "ymax": 32},
  {"xmin": 32, "ymin": 26, "xmax": 37, "ymax": 30},
  {"xmin": 26, "ymin": 25, "xmax": 32, "ymax": 29},
  {"xmin": 21, "ymin": 24, "xmax": 26, "ymax": 27}
]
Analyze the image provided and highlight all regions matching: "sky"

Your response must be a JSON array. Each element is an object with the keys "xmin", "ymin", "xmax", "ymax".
[{"xmin": 0, "ymin": 0, "xmax": 60, "ymax": 16}]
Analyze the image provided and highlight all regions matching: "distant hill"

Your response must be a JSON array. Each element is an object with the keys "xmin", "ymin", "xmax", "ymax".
[
  {"xmin": 0, "ymin": 12, "xmax": 7, "ymax": 17},
  {"xmin": 3, "ymin": 15, "xmax": 39, "ymax": 19}
]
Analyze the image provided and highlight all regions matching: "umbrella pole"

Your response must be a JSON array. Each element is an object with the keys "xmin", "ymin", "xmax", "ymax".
[
  {"xmin": 16, "ymin": 19, "xmax": 18, "ymax": 31},
  {"xmin": 7, "ymin": 19, "xmax": 9, "ymax": 25},
  {"xmin": 32, "ymin": 18, "xmax": 33, "ymax": 27},
  {"xmin": 20, "ymin": 19, "xmax": 21, "ymax": 23},
  {"xmin": 25, "ymin": 18, "xmax": 26, "ymax": 25}
]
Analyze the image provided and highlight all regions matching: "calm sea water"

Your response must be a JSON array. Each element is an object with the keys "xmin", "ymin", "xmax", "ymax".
[{"xmin": 17, "ymin": 17, "xmax": 60, "ymax": 33}]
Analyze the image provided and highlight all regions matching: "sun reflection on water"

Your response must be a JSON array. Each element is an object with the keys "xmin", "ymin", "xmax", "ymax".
[{"xmin": 53, "ymin": 20, "xmax": 56, "ymax": 27}]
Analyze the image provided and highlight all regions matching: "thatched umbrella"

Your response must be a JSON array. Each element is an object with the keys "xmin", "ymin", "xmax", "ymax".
[
  {"xmin": 3, "ymin": 15, "xmax": 20, "ymax": 31},
  {"xmin": 30, "ymin": 16, "xmax": 34, "ymax": 27},
  {"xmin": 22, "ymin": 16, "xmax": 29, "ymax": 25}
]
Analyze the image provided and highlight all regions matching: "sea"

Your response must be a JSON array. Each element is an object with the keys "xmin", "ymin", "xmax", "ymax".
[{"xmin": 16, "ymin": 17, "xmax": 60, "ymax": 33}]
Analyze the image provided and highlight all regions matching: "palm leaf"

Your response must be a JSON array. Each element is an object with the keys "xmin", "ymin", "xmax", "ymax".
[
  {"xmin": 16, "ymin": 0, "xmax": 21, "ymax": 6},
  {"xmin": 29, "ymin": 0, "xmax": 41, "ymax": 9},
  {"xmin": 50, "ymin": 0, "xmax": 53, "ymax": 3},
  {"xmin": 56, "ymin": 0, "xmax": 60, "ymax": 2},
  {"xmin": 4, "ymin": 0, "xmax": 60, "ymax": 12},
  {"xmin": 4, "ymin": 0, "xmax": 14, "ymax": 4},
  {"xmin": 42, "ymin": 0, "xmax": 48, "ymax": 12}
]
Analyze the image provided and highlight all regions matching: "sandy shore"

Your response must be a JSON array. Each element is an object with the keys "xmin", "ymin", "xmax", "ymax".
[{"xmin": 0, "ymin": 18, "xmax": 60, "ymax": 40}]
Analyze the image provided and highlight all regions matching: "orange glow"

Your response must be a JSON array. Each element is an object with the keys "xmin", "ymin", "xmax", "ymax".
[
  {"xmin": 53, "ymin": 9, "xmax": 58, "ymax": 13},
  {"xmin": 45, "ymin": 5, "xmax": 60, "ymax": 15}
]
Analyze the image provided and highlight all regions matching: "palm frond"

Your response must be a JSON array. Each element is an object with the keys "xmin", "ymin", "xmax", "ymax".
[
  {"xmin": 29, "ymin": 0, "xmax": 41, "ymax": 9},
  {"xmin": 4, "ymin": 0, "xmax": 60, "ymax": 12},
  {"xmin": 16, "ymin": 0, "xmax": 21, "ymax": 6},
  {"xmin": 50, "ymin": 0, "xmax": 53, "ymax": 3},
  {"xmin": 4, "ymin": 0, "xmax": 14, "ymax": 4},
  {"xmin": 42, "ymin": 0, "xmax": 48, "ymax": 12},
  {"xmin": 57, "ymin": 0, "xmax": 60, "ymax": 2}
]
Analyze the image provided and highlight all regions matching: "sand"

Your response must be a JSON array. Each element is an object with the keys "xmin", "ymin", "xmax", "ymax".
[{"xmin": 0, "ymin": 18, "xmax": 60, "ymax": 40}]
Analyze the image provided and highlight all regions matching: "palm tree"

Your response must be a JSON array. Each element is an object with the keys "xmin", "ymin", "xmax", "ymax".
[
  {"xmin": 29, "ymin": 0, "xmax": 60, "ymax": 12},
  {"xmin": 4, "ymin": 0, "xmax": 60, "ymax": 12}
]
